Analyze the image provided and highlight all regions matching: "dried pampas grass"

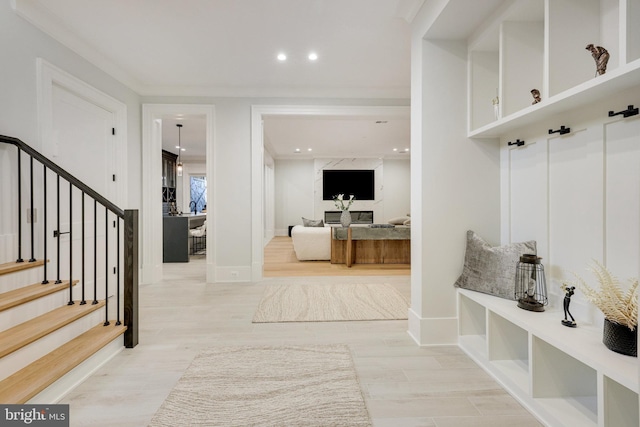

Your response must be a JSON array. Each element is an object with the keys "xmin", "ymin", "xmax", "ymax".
[{"xmin": 564, "ymin": 261, "xmax": 638, "ymax": 331}]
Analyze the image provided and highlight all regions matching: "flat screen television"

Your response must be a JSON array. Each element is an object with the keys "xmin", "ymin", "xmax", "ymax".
[{"xmin": 322, "ymin": 169, "xmax": 375, "ymax": 201}]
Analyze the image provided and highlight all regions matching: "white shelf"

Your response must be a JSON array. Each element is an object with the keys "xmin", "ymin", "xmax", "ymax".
[
  {"xmin": 457, "ymin": 289, "xmax": 639, "ymax": 427},
  {"xmin": 490, "ymin": 359, "xmax": 529, "ymax": 395},
  {"xmin": 535, "ymin": 396, "xmax": 598, "ymax": 427},
  {"xmin": 467, "ymin": 0, "xmax": 640, "ymax": 139},
  {"xmin": 469, "ymin": 60, "xmax": 640, "ymax": 138}
]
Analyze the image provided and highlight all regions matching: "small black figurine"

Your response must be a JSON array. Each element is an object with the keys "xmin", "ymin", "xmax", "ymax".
[{"xmin": 561, "ymin": 284, "xmax": 577, "ymax": 327}]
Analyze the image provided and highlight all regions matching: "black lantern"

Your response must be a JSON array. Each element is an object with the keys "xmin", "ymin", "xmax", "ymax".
[{"xmin": 515, "ymin": 254, "xmax": 548, "ymax": 312}]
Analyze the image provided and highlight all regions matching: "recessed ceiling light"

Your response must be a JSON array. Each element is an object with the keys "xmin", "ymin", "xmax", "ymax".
[
  {"xmin": 404, "ymin": 148, "xmax": 410, "ymax": 152},
  {"xmin": 307, "ymin": 148, "xmax": 312, "ymax": 152},
  {"xmin": 393, "ymin": 148, "xmax": 398, "ymax": 152},
  {"xmin": 308, "ymin": 52, "xmax": 318, "ymax": 61},
  {"xmin": 277, "ymin": 53, "xmax": 287, "ymax": 61},
  {"xmin": 294, "ymin": 148, "xmax": 301, "ymax": 153}
]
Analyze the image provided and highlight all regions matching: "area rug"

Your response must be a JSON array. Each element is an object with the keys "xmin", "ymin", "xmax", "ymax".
[
  {"xmin": 252, "ymin": 283, "xmax": 408, "ymax": 323},
  {"xmin": 148, "ymin": 345, "xmax": 371, "ymax": 427}
]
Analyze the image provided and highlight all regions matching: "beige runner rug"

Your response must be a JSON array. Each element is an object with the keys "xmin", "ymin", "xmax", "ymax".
[
  {"xmin": 148, "ymin": 345, "xmax": 371, "ymax": 427},
  {"xmin": 252, "ymin": 283, "xmax": 408, "ymax": 323}
]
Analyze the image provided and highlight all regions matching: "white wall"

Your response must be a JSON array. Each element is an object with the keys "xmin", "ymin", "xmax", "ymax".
[
  {"xmin": 501, "ymin": 84, "xmax": 640, "ymax": 326},
  {"xmin": 0, "ymin": 2, "xmax": 141, "ymax": 263},
  {"xmin": 273, "ymin": 158, "xmax": 410, "ymax": 235},
  {"xmin": 274, "ymin": 159, "xmax": 315, "ymax": 235},
  {"xmin": 263, "ymin": 149, "xmax": 275, "ymax": 244},
  {"xmin": 382, "ymin": 159, "xmax": 411, "ymax": 220},
  {"xmin": 409, "ymin": 25, "xmax": 501, "ymax": 344}
]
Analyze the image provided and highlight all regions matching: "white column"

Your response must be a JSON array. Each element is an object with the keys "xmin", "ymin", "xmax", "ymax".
[{"xmin": 409, "ymin": 37, "xmax": 501, "ymax": 345}]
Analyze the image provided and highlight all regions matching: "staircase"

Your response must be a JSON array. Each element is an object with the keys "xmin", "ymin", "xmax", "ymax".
[{"xmin": 0, "ymin": 135, "xmax": 138, "ymax": 403}]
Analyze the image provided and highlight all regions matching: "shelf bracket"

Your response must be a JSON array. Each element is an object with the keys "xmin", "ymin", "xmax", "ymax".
[
  {"xmin": 508, "ymin": 139, "xmax": 525, "ymax": 147},
  {"xmin": 608, "ymin": 104, "xmax": 639, "ymax": 118},
  {"xmin": 549, "ymin": 126, "xmax": 570, "ymax": 135}
]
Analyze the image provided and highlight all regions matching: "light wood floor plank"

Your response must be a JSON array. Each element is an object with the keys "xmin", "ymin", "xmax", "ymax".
[{"xmin": 263, "ymin": 236, "xmax": 410, "ymax": 277}]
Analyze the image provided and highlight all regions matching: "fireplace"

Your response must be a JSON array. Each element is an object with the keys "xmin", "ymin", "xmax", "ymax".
[{"xmin": 324, "ymin": 211, "xmax": 373, "ymax": 224}]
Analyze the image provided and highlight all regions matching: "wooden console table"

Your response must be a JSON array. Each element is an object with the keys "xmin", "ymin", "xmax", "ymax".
[{"xmin": 330, "ymin": 226, "xmax": 410, "ymax": 266}]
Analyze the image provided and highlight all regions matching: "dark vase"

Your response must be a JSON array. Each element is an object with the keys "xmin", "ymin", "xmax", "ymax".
[{"xmin": 602, "ymin": 318, "xmax": 637, "ymax": 357}]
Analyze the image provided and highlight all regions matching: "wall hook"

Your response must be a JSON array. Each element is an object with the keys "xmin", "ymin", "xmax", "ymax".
[
  {"xmin": 508, "ymin": 139, "xmax": 525, "ymax": 147},
  {"xmin": 608, "ymin": 105, "xmax": 639, "ymax": 118},
  {"xmin": 549, "ymin": 126, "xmax": 570, "ymax": 135}
]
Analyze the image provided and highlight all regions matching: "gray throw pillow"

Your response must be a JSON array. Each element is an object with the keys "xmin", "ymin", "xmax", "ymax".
[
  {"xmin": 454, "ymin": 230, "xmax": 536, "ymax": 300},
  {"xmin": 302, "ymin": 217, "xmax": 324, "ymax": 227}
]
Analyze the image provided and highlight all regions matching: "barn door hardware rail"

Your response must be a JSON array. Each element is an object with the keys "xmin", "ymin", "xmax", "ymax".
[
  {"xmin": 608, "ymin": 104, "xmax": 638, "ymax": 118},
  {"xmin": 508, "ymin": 139, "xmax": 525, "ymax": 147},
  {"xmin": 549, "ymin": 126, "xmax": 570, "ymax": 135}
]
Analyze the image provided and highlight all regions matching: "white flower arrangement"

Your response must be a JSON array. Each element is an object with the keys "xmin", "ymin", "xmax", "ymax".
[
  {"xmin": 563, "ymin": 260, "xmax": 638, "ymax": 331},
  {"xmin": 333, "ymin": 194, "xmax": 355, "ymax": 211}
]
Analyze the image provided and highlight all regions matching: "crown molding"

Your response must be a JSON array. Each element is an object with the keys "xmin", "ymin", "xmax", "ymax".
[{"xmin": 13, "ymin": 0, "xmax": 144, "ymax": 93}]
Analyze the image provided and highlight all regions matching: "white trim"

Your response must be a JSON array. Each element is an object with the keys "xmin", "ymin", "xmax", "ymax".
[
  {"xmin": 141, "ymin": 104, "xmax": 215, "ymax": 284},
  {"xmin": 250, "ymin": 105, "xmax": 410, "ymax": 282},
  {"xmin": 14, "ymin": 1, "xmax": 143, "ymax": 93},
  {"xmin": 36, "ymin": 58, "xmax": 128, "ymax": 206},
  {"xmin": 407, "ymin": 308, "xmax": 458, "ymax": 346}
]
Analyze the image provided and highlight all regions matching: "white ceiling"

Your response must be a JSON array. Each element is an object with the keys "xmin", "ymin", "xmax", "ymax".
[{"xmin": 16, "ymin": 0, "xmax": 421, "ymax": 159}]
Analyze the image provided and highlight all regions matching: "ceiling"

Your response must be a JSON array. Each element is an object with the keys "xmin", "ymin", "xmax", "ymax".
[{"xmin": 15, "ymin": 0, "xmax": 422, "ymax": 159}]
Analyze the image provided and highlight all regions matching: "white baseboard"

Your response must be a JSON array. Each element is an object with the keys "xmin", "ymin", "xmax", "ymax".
[
  {"xmin": 215, "ymin": 266, "xmax": 252, "ymax": 283},
  {"xmin": 407, "ymin": 308, "xmax": 458, "ymax": 346}
]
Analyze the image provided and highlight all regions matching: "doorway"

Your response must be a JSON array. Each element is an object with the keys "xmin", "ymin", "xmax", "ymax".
[
  {"xmin": 251, "ymin": 105, "xmax": 411, "ymax": 281},
  {"xmin": 141, "ymin": 104, "xmax": 215, "ymax": 285}
]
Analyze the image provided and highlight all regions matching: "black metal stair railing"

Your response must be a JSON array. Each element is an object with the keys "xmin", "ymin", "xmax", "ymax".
[{"xmin": 0, "ymin": 134, "xmax": 138, "ymax": 348}]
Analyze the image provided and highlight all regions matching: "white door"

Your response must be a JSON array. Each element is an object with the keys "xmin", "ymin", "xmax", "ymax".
[
  {"xmin": 43, "ymin": 84, "xmax": 118, "ymax": 299},
  {"xmin": 49, "ymin": 83, "xmax": 118, "ymax": 202}
]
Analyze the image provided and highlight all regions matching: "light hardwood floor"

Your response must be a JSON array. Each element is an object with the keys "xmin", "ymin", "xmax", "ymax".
[
  {"xmin": 264, "ymin": 236, "xmax": 410, "ymax": 277},
  {"xmin": 61, "ymin": 258, "xmax": 542, "ymax": 427}
]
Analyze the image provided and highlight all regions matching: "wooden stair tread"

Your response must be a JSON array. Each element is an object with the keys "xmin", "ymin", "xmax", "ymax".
[
  {"xmin": 0, "ymin": 300, "xmax": 106, "ymax": 358},
  {"xmin": 0, "ymin": 280, "xmax": 78, "ymax": 312},
  {"xmin": 0, "ymin": 260, "xmax": 46, "ymax": 276},
  {"xmin": 0, "ymin": 323, "xmax": 126, "ymax": 403}
]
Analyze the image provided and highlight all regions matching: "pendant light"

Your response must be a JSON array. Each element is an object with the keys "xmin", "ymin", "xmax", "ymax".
[{"xmin": 176, "ymin": 123, "xmax": 184, "ymax": 177}]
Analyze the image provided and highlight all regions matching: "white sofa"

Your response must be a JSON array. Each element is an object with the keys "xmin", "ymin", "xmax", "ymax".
[{"xmin": 291, "ymin": 225, "xmax": 331, "ymax": 261}]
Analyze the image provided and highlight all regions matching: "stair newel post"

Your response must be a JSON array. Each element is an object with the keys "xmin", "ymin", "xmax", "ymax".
[
  {"xmin": 41, "ymin": 165, "xmax": 48, "ymax": 284},
  {"xmin": 116, "ymin": 218, "xmax": 121, "ymax": 326},
  {"xmin": 80, "ymin": 191, "xmax": 86, "ymax": 304},
  {"xmin": 103, "ymin": 206, "xmax": 110, "ymax": 326},
  {"xmin": 92, "ymin": 199, "xmax": 98, "ymax": 305},
  {"xmin": 124, "ymin": 209, "xmax": 138, "ymax": 348},
  {"xmin": 55, "ymin": 175, "xmax": 61, "ymax": 284},
  {"xmin": 28, "ymin": 157, "xmax": 35, "ymax": 262},
  {"xmin": 16, "ymin": 148, "xmax": 23, "ymax": 263},
  {"xmin": 67, "ymin": 182, "xmax": 74, "ymax": 306}
]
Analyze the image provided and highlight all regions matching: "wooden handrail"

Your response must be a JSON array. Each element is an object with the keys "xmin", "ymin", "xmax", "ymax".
[{"xmin": 0, "ymin": 135, "xmax": 124, "ymax": 218}]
